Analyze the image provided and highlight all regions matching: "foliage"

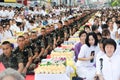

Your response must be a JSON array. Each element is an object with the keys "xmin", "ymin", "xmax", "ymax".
[{"xmin": 111, "ymin": 0, "xmax": 120, "ymax": 6}]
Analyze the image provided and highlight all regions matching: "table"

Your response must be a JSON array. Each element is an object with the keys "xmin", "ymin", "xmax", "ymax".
[{"xmin": 35, "ymin": 74, "xmax": 70, "ymax": 80}]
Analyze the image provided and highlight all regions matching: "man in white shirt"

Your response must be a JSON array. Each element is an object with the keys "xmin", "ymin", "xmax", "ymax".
[
  {"xmin": 16, "ymin": 14, "xmax": 23, "ymax": 23},
  {"xmin": 1, "ymin": 7, "xmax": 8, "ymax": 23},
  {"xmin": 52, "ymin": 16, "xmax": 59, "ymax": 24},
  {"xmin": 10, "ymin": 19, "xmax": 20, "ymax": 33},
  {"xmin": 48, "ymin": 17, "xmax": 53, "ymax": 24},
  {"xmin": 26, "ymin": 20, "xmax": 37, "ymax": 31},
  {"xmin": 34, "ymin": 8, "xmax": 40, "ymax": 15},
  {"xmin": 8, "ymin": 6, "xmax": 14, "ymax": 20},
  {"xmin": 55, "ymin": 7, "xmax": 60, "ymax": 16},
  {"xmin": 40, "ymin": 9, "xmax": 47, "ymax": 16}
]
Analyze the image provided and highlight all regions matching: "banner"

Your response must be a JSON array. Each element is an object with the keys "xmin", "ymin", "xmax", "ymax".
[{"xmin": 4, "ymin": 0, "xmax": 16, "ymax": 2}]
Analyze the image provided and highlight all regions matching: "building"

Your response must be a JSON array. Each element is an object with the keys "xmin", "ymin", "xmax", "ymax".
[
  {"xmin": 17, "ymin": 0, "xmax": 84, "ymax": 7},
  {"xmin": 51, "ymin": 0, "xmax": 79, "ymax": 6}
]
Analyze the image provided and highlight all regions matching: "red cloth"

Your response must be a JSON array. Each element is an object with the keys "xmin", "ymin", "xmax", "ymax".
[
  {"xmin": 25, "ymin": 75, "xmax": 34, "ymax": 80},
  {"xmin": 0, "ymin": 62, "xmax": 5, "ymax": 72}
]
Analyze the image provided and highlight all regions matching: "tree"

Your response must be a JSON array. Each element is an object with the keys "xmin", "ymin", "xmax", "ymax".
[{"xmin": 111, "ymin": 0, "xmax": 120, "ymax": 6}]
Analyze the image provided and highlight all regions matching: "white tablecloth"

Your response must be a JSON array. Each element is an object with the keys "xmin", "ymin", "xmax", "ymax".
[{"xmin": 35, "ymin": 74, "xmax": 70, "ymax": 80}]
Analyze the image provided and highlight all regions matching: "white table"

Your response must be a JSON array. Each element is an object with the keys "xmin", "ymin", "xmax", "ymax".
[{"xmin": 35, "ymin": 74, "xmax": 70, "ymax": 80}]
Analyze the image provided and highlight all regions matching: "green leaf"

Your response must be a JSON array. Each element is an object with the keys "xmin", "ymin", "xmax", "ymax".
[{"xmin": 111, "ymin": 0, "xmax": 120, "ymax": 6}]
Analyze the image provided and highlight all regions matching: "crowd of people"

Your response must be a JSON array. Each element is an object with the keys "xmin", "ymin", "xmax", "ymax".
[
  {"xmin": 75, "ymin": 8, "xmax": 120, "ymax": 80},
  {"xmin": 0, "ymin": 4, "xmax": 120, "ymax": 80},
  {"xmin": 0, "ymin": 5, "xmax": 94, "ymax": 77}
]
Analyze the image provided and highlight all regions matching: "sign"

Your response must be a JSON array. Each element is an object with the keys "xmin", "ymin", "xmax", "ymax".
[{"xmin": 4, "ymin": 0, "xmax": 16, "ymax": 2}]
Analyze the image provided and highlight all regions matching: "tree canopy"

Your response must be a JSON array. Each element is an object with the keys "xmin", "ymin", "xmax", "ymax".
[{"xmin": 111, "ymin": 0, "xmax": 120, "ymax": 6}]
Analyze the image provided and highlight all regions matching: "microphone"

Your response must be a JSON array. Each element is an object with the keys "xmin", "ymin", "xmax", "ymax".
[
  {"xmin": 90, "ymin": 51, "xmax": 95, "ymax": 63},
  {"xmin": 99, "ymin": 58, "xmax": 103, "ymax": 72}
]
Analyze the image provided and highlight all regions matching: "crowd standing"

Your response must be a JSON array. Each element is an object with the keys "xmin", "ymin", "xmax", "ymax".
[{"xmin": 0, "ymin": 4, "xmax": 120, "ymax": 80}]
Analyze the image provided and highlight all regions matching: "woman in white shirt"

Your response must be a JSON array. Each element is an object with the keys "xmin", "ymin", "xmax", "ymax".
[
  {"xmin": 0, "ymin": 25, "xmax": 6, "ymax": 42},
  {"xmin": 98, "ymin": 20, "xmax": 102, "ymax": 33},
  {"xmin": 112, "ymin": 17, "xmax": 118, "ymax": 31},
  {"xmin": 96, "ymin": 39, "xmax": 120, "ymax": 80},
  {"xmin": 108, "ymin": 20, "xmax": 117, "ymax": 39},
  {"xmin": 96, "ymin": 38, "xmax": 106, "ymax": 59},
  {"xmin": 76, "ymin": 32, "xmax": 99, "ymax": 80},
  {"xmin": 4, "ymin": 24, "xmax": 13, "ymax": 39}
]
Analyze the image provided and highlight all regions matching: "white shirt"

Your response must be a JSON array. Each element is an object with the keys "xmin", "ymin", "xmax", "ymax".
[
  {"xmin": 114, "ymin": 45, "xmax": 120, "ymax": 55},
  {"xmin": 16, "ymin": 17, "xmax": 22, "ymax": 22},
  {"xmin": 109, "ymin": 28, "xmax": 117, "ymax": 39},
  {"xmin": 0, "ymin": 31, "xmax": 13, "ymax": 40},
  {"xmin": 49, "ymin": 14, "xmax": 52, "ymax": 18},
  {"xmin": 0, "ymin": 10, "xmax": 2, "ymax": 20},
  {"xmin": 27, "ymin": 23, "xmax": 37, "ymax": 30},
  {"xmin": 53, "ymin": 19, "xmax": 59, "ymax": 24},
  {"xmin": 8, "ymin": 10, "xmax": 14, "ymax": 19},
  {"xmin": 28, "ymin": 10, "xmax": 34, "ymax": 17},
  {"xmin": 28, "ymin": 10, "xmax": 33, "ymax": 15},
  {"xmin": 0, "ymin": 32, "xmax": 5, "ymax": 42},
  {"xmin": 48, "ymin": 19, "xmax": 53, "ymax": 24},
  {"xmin": 96, "ymin": 50, "xmax": 104, "ymax": 59},
  {"xmin": 1, "ymin": 10, "xmax": 8, "ymax": 19},
  {"xmin": 96, "ymin": 54, "xmax": 120, "ymax": 80},
  {"xmin": 40, "ymin": 10, "xmax": 47, "ymax": 16},
  {"xmin": 34, "ymin": 10, "xmax": 40, "ymax": 15},
  {"xmin": 68, "ymin": 15, "xmax": 73, "ymax": 19},
  {"xmin": 76, "ymin": 44, "xmax": 99, "ymax": 67},
  {"xmin": 98, "ymin": 26, "xmax": 102, "ymax": 33},
  {"xmin": 62, "ymin": 17, "xmax": 66, "ymax": 21},
  {"xmin": 102, "ymin": 21, "xmax": 106, "ymax": 24},
  {"xmin": 117, "ymin": 28, "xmax": 120, "ymax": 34},
  {"xmin": 10, "ymin": 24, "xmax": 20, "ymax": 32},
  {"xmin": 4, "ymin": 30, "xmax": 13, "ymax": 39},
  {"xmin": 113, "ymin": 22, "xmax": 118, "ymax": 31},
  {"xmin": 55, "ymin": 9, "xmax": 60, "ymax": 15}
]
